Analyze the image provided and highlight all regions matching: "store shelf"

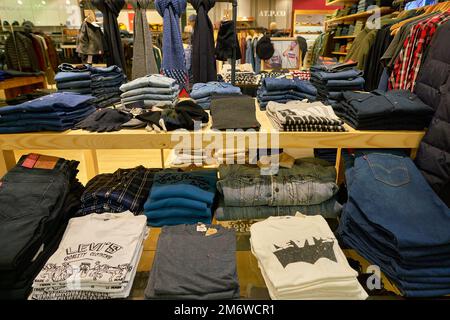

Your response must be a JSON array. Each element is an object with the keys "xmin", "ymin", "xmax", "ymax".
[
  {"xmin": 333, "ymin": 35, "xmax": 356, "ymax": 39},
  {"xmin": 325, "ymin": 7, "xmax": 394, "ymax": 24},
  {"xmin": 332, "ymin": 51, "xmax": 348, "ymax": 55},
  {"xmin": 325, "ymin": 0, "xmax": 359, "ymax": 6}
]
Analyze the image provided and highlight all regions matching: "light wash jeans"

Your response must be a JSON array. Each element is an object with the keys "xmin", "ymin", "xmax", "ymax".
[{"xmin": 120, "ymin": 74, "xmax": 176, "ymax": 92}]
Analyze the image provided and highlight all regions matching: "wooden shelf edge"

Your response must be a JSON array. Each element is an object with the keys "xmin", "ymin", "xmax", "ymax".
[
  {"xmin": 333, "ymin": 35, "xmax": 356, "ymax": 39},
  {"xmin": 325, "ymin": 7, "xmax": 394, "ymax": 24},
  {"xmin": 325, "ymin": 0, "xmax": 359, "ymax": 6},
  {"xmin": 331, "ymin": 51, "xmax": 348, "ymax": 55}
]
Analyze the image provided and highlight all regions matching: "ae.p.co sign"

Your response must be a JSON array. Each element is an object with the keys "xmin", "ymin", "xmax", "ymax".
[{"xmin": 259, "ymin": 10, "xmax": 286, "ymax": 17}]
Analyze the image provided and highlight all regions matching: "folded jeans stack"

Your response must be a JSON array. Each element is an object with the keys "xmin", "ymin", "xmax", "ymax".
[
  {"xmin": 79, "ymin": 166, "xmax": 159, "ymax": 215},
  {"xmin": 266, "ymin": 100, "xmax": 345, "ymax": 132},
  {"xmin": 0, "ymin": 92, "xmax": 96, "ymax": 133},
  {"xmin": 257, "ymin": 78, "xmax": 317, "ymax": 110},
  {"xmin": 215, "ymin": 158, "xmax": 343, "ymax": 221},
  {"xmin": 55, "ymin": 64, "xmax": 126, "ymax": 108},
  {"xmin": 337, "ymin": 152, "xmax": 450, "ymax": 297},
  {"xmin": 144, "ymin": 170, "xmax": 217, "ymax": 227},
  {"xmin": 250, "ymin": 215, "xmax": 368, "ymax": 299},
  {"xmin": 145, "ymin": 224, "xmax": 240, "ymax": 299},
  {"xmin": 0, "ymin": 154, "xmax": 83, "ymax": 299},
  {"xmin": 120, "ymin": 74, "xmax": 180, "ymax": 108},
  {"xmin": 310, "ymin": 67, "xmax": 365, "ymax": 106},
  {"xmin": 190, "ymin": 82, "xmax": 242, "ymax": 109},
  {"xmin": 31, "ymin": 211, "xmax": 147, "ymax": 300},
  {"xmin": 168, "ymin": 149, "xmax": 216, "ymax": 168},
  {"xmin": 332, "ymin": 90, "xmax": 434, "ymax": 130},
  {"xmin": 89, "ymin": 65, "xmax": 127, "ymax": 108}
]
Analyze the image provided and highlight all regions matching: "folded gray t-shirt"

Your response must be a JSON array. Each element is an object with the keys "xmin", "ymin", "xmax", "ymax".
[
  {"xmin": 145, "ymin": 224, "xmax": 240, "ymax": 299},
  {"xmin": 210, "ymin": 95, "xmax": 261, "ymax": 131}
]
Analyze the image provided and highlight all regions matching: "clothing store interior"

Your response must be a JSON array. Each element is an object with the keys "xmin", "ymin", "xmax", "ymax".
[{"xmin": 0, "ymin": 0, "xmax": 449, "ymax": 301}]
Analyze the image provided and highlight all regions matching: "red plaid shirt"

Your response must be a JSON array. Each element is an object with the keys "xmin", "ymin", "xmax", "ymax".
[{"xmin": 389, "ymin": 11, "xmax": 450, "ymax": 91}]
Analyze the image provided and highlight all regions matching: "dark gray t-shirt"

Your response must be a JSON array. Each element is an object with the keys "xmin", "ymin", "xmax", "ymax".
[{"xmin": 145, "ymin": 224, "xmax": 240, "ymax": 299}]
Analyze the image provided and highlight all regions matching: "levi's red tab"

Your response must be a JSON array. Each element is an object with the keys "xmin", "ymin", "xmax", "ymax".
[
  {"xmin": 22, "ymin": 153, "xmax": 40, "ymax": 169},
  {"xmin": 34, "ymin": 155, "xmax": 59, "ymax": 170}
]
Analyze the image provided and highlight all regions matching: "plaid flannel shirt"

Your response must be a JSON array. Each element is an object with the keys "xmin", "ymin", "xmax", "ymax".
[
  {"xmin": 79, "ymin": 166, "xmax": 159, "ymax": 215},
  {"xmin": 389, "ymin": 12, "xmax": 450, "ymax": 90}
]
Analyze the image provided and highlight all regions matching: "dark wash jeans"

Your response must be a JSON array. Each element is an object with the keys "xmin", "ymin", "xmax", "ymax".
[
  {"xmin": 338, "ymin": 152, "xmax": 450, "ymax": 297},
  {"xmin": 0, "ymin": 156, "xmax": 79, "ymax": 272}
]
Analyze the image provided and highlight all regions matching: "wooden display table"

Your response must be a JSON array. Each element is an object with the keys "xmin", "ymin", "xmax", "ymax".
[
  {"xmin": 0, "ymin": 76, "xmax": 47, "ymax": 100},
  {"xmin": 0, "ymin": 109, "xmax": 425, "ymax": 180}
]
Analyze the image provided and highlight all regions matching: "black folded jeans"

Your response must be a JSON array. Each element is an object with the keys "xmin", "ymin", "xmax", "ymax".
[{"xmin": 0, "ymin": 155, "xmax": 79, "ymax": 273}]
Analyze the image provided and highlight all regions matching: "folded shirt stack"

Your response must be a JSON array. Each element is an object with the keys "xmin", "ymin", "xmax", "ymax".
[
  {"xmin": 167, "ymin": 149, "xmax": 216, "ymax": 168},
  {"xmin": 55, "ymin": 64, "xmax": 126, "ymax": 108},
  {"xmin": 144, "ymin": 170, "xmax": 217, "ymax": 227},
  {"xmin": 338, "ymin": 151, "xmax": 450, "ymax": 298},
  {"xmin": 79, "ymin": 166, "xmax": 159, "ymax": 215},
  {"xmin": 120, "ymin": 74, "xmax": 180, "ymax": 108},
  {"xmin": 30, "ymin": 211, "xmax": 147, "ymax": 300},
  {"xmin": 145, "ymin": 224, "xmax": 240, "ymax": 300},
  {"xmin": 257, "ymin": 78, "xmax": 317, "ymax": 110},
  {"xmin": 0, "ymin": 92, "xmax": 96, "ymax": 133},
  {"xmin": 310, "ymin": 66, "xmax": 365, "ymax": 106},
  {"xmin": 333, "ymin": 90, "xmax": 434, "ymax": 130},
  {"xmin": 0, "ymin": 154, "xmax": 83, "ymax": 299},
  {"xmin": 213, "ymin": 148, "xmax": 250, "ymax": 164},
  {"xmin": 250, "ymin": 215, "xmax": 368, "ymax": 300},
  {"xmin": 266, "ymin": 100, "xmax": 346, "ymax": 132},
  {"xmin": 210, "ymin": 95, "xmax": 261, "ymax": 130},
  {"xmin": 215, "ymin": 158, "xmax": 343, "ymax": 221},
  {"xmin": 190, "ymin": 82, "xmax": 242, "ymax": 109}
]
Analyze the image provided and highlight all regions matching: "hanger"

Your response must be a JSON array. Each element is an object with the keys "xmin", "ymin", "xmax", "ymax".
[{"xmin": 85, "ymin": 9, "xmax": 100, "ymax": 27}]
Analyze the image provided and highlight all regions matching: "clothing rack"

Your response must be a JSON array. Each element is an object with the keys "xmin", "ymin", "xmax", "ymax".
[{"xmin": 216, "ymin": 0, "xmax": 238, "ymax": 85}]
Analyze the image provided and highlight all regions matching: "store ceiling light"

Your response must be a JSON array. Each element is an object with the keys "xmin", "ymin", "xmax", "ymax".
[
  {"xmin": 17, "ymin": 0, "xmax": 23, "ymax": 5},
  {"xmin": 41, "ymin": 0, "xmax": 46, "ymax": 5}
]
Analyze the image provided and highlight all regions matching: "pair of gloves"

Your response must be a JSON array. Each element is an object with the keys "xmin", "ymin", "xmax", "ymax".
[
  {"xmin": 74, "ymin": 108, "xmax": 132, "ymax": 132},
  {"xmin": 136, "ymin": 100, "xmax": 209, "ymax": 132}
]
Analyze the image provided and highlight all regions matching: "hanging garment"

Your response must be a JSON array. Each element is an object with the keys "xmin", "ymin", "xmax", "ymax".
[
  {"xmin": 155, "ymin": 0, "xmax": 188, "ymax": 86},
  {"xmin": 414, "ymin": 21, "xmax": 450, "ymax": 207},
  {"xmin": 76, "ymin": 20, "xmax": 104, "ymax": 57},
  {"xmin": 189, "ymin": 0, "xmax": 217, "ymax": 83},
  {"xmin": 215, "ymin": 20, "xmax": 241, "ymax": 62},
  {"xmin": 92, "ymin": 0, "xmax": 126, "ymax": 70},
  {"xmin": 129, "ymin": 0, "xmax": 159, "ymax": 79}
]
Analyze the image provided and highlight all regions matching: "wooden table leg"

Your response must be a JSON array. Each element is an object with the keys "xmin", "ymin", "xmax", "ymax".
[
  {"xmin": 83, "ymin": 150, "xmax": 99, "ymax": 180},
  {"xmin": 335, "ymin": 148, "xmax": 345, "ymax": 185},
  {"xmin": 410, "ymin": 148, "xmax": 418, "ymax": 160},
  {"xmin": 0, "ymin": 150, "xmax": 16, "ymax": 178}
]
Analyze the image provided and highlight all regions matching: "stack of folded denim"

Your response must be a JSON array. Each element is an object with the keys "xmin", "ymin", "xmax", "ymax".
[
  {"xmin": 190, "ymin": 82, "xmax": 242, "ymax": 109},
  {"xmin": 144, "ymin": 170, "xmax": 217, "ymax": 227},
  {"xmin": 215, "ymin": 158, "xmax": 343, "ymax": 221},
  {"xmin": 55, "ymin": 64, "xmax": 126, "ymax": 108},
  {"xmin": 310, "ymin": 66, "xmax": 365, "ymax": 106},
  {"xmin": 257, "ymin": 78, "xmax": 317, "ymax": 110},
  {"xmin": 357, "ymin": 0, "xmax": 367, "ymax": 13},
  {"xmin": 79, "ymin": 166, "xmax": 160, "ymax": 215},
  {"xmin": 266, "ymin": 100, "xmax": 345, "ymax": 132},
  {"xmin": 333, "ymin": 90, "xmax": 434, "ymax": 130},
  {"xmin": 0, "ymin": 92, "xmax": 96, "ymax": 133},
  {"xmin": 90, "ymin": 65, "xmax": 126, "ymax": 108},
  {"xmin": 120, "ymin": 74, "xmax": 180, "ymax": 108},
  {"xmin": 0, "ymin": 154, "xmax": 83, "ymax": 299},
  {"xmin": 338, "ymin": 151, "xmax": 450, "ymax": 298},
  {"xmin": 55, "ymin": 69, "xmax": 92, "ymax": 95}
]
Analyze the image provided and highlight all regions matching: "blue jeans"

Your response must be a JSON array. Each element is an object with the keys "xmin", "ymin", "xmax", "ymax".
[
  {"xmin": 58, "ymin": 63, "xmax": 89, "ymax": 72},
  {"xmin": 262, "ymin": 78, "xmax": 317, "ymax": 96},
  {"xmin": 190, "ymin": 82, "xmax": 241, "ymax": 100},
  {"xmin": 91, "ymin": 73, "xmax": 125, "ymax": 83},
  {"xmin": 91, "ymin": 77, "xmax": 124, "ymax": 89},
  {"xmin": 121, "ymin": 93, "xmax": 178, "ymax": 103},
  {"xmin": 58, "ymin": 88, "xmax": 92, "ymax": 94},
  {"xmin": 56, "ymin": 79, "xmax": 92, "ymax": 90},
  {"xmin": 55, "ymin": 71, "xmax": 91, "ymax": 83},
  {"xmin": 92, "ymin": 87, "xmax": 121, "ymax": 95},
  {"xmin": 0, "ymin": 93, "xmax": 95, "ymax": 115},
  {"xmin": 88, "ymin": 65, "xmax": 123, "ymax": 75},
  {"xmin": 312, "ymin": 69, "xmax": 363, "ymax": 81},
  {"xmin": 120, "ymin": 86, "xmax": 179, "ymax": 98},
  {"xmin": 120, "ymin": 74, "xmax": 176, "ymax": 91}
]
